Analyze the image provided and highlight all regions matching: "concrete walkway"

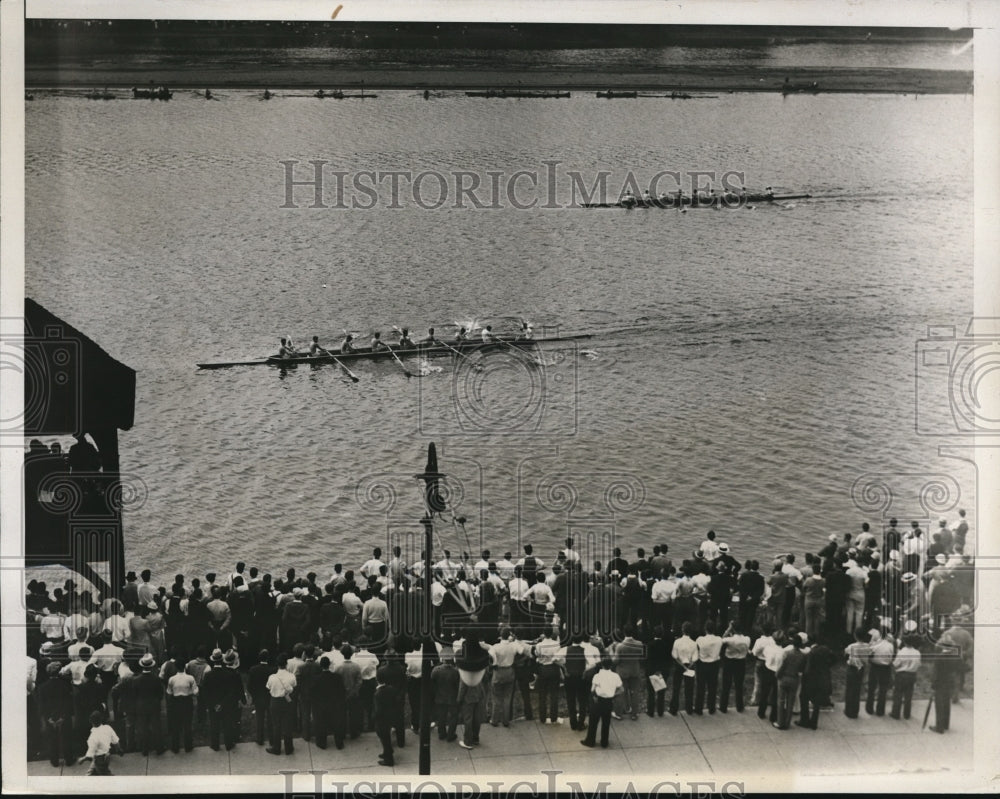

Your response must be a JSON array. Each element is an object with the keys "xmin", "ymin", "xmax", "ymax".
[{"xmin": 27, "ymin": 701, "xmax": 973, "ymax": 786}]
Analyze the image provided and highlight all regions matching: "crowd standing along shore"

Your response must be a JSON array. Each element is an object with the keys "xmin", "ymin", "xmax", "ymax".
[{"xmin": 23, "ymin": 507, "xmax": 975, "ymax": 773}]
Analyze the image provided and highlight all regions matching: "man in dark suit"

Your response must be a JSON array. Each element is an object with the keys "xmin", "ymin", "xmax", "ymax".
[
  {"xmin": 373, "ymin": 675, "xmax": 398, "ymax": 766},
  {"xmin": 313, "ymin": 657, "xmax": 347, "ymax": 749},
  {"xmin": 37, "ymin": 662, "xmax": 74, "ymax": 766},
  {"xmin": 737, "ymin": 561, "xmax": 765, "ymax": 633},
  {"xmin": 247, "ymin": 650, "xmax": 276, "ymax": 745},
  {"xmin": 132, "ymin": 653, "xmax": 165, "ymax": 756},
  {"xmin": 296, "ymin": 646, "xmax": 321, "ymax": 742},
  {"xmin": 929, "ymin": 639, "xmax": 961, "ymax": 733},
  {"xmin": 430, "ymin": 650, "xmax": 460, "ymax": 741},
  {"xmin": 375, "ymin": 650, "xmax": 407, "ymax": 747}
]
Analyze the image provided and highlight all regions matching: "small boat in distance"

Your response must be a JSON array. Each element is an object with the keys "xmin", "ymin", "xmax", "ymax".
[
  {"xmin": 782, "ymin": 79, "xmax": 820, "ymax": 95},
  {"xmin": 596, "ymin": 91, "xmax": 638, "ymax": 99},
  {"xmin": 132, "ymin": 85, "xmax": 172, "ymax": 100},
  {"xmin": 315, "ymin": 88, "xmax": 377, "ymax": 99},
  {"xmin": 583, "ymin": 192, "xmax": 811, "ymax": 209},
  {"xmin": 86, "ymin": 89, "xmax": 116, "ymax": 100},
  {"xmin": 466, "ymin": 89, "xmax": 570, "ymax": 99}
]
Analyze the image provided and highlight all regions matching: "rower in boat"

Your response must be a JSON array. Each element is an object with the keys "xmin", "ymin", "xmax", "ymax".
[
  {"xmin": 370, "ymin": 332, "xmax": 388, "ymax": 352},
  {"xmin": 398, "ymin": 328, "xmax": 415, "ymax": 347},
  {"xmin": 278, "ymin": 338, "xmax": 298, "ymax": 359},
  {"xmin": 308, "ymin": 336, "xmax": 324, "ymax": 356},
  {"xmin": 455, "ymin": 327, "xmax": 469, "ymax": 343},
  {"xmin": 765, "ymin": 186, "xmax": 774, "ymax": 200},
  {"xmin": 341, "ymin": 334, "xmax": 356, "ymax": 354},
  {"xmin": 621, "ymin": 189, "xmax": 636, "ymax": 208},
  {"xmin": 642, "ymin": 190, "xmax": 652, "ymax": 205},
  {"xmin": 481, "ymin": 325, "xmax": 499, "ymax": 344},
  {"xmin": 423, "ymin": 327, "xmax": 439, "ymax": 345},
  {"xmin": 263, "ymin": 89, "xmax": 272, "ymax": 100},
  {"xmin": 516, "ymin": 321, "xmax": 534, "ymax": 340}
]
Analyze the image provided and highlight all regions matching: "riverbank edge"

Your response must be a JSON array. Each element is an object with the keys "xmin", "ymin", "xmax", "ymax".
[{"xmin": 25, "ymin": 66, "xmax": 973, "ymax": 95}]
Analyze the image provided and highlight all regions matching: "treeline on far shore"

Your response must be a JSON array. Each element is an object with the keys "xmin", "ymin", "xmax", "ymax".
[{"xmin": 25, "ymin": 20, "xmax": 972, "ymax": 59}]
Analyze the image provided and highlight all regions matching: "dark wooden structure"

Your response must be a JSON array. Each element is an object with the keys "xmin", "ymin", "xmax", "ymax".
[{"xmin": 22, "ymin": 298, "xmax": 136, "ymax": 597}]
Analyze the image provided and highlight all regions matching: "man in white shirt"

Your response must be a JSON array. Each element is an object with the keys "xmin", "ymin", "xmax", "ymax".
[
  {"xmin": 495, "ymin": 553, "xmax": 516, "ymax": 581},
  {"xmin": 560, "ymin": 537, "xmax": 581, "ymax": 564},
  {"xmin": 360, "ymin": 548, "xmax": 386, "ymax": 580},
  {"xmin": 527, "ymin": 573, "xmax": 555, "ymax": 638},
  {"xmin": 321, "ymin": 643, "xmax": 345, "ymax": 671},
  {"xmin": 473, "ymin": 549, "xmax": 492, "ymax": 575},
  {"xmin": 166, "ymin": 665, "xmax": 199, "ymax": 753},
  {"xmin": 488, "ymin": 628, "xmax": 527, "ymax": 727},
  {"xmin": 719, "ymin": 622, "xmax": 751, "ymax": 713},
  {"xmin": 361, "ymin": 591, "xmax": 389, "ymax": 646},
  {"xmin": 699, "ymin": 531, "xmax": 721, "ymax": 562},
  {"xmin": 581, "ymin": 656, "xmax": 622, "ymax": 749},
  {"xmin": 265, "ymin": 653, "xmax": 297, "ymax": 755},
  {"xmin": 534, "ymin": 631, "xmax": 565, "ymax": 724},
  {"xmin": 92, "ymin": 631, "xmax": 124, "ymax": 694},
  {"xmin": 694, "ymin": 622, "xmax": 723, "ymax": 714},
  {"xmin": 757, "ymin": 630, "xmax": 787, "ymax": 724},
  {"xmin": 507, "ymin": 566, "xmax": 531, "ymax": 635},
  {"xmin": 67, "ymin": 627, "xmax": 92, "ymax": 661},
  {"xmin": 136, "ymin": 569, "xmax": 157, "ymax": 608},
  {"xmin": 40, "ymin": 610, "xmax": 66, "ymax": 643},
  {"xmin": 78, "ymin": 710, "xmax": 120, "ymax": 775},
  {"xmin": 354, "ymin": 642, "xmax": 380, "ymax": 732},
  {"xmin": 103, "ymin": 607, "xmax": 131, "ymax": 644},
  {"xmin": 650, "ymin": 574, "xmax": 676, "ymax": 631},
  {"xmin": 387, "ymin": 547, "xmax": 407, "ymax": 582},
  {"xmin": 669, "ymin": 622, "xmax": 698, "ymax": 715},
  {"xmin": 227, "ymin": 562, "xmax": 247, "ymax": 591},
  {"xmin": 64, "ymin": 612, "xmax": 89, "ymax": 644},
  {"xmin": 404, "ymin": 647, "xmax": 425, "ymax": 731}
]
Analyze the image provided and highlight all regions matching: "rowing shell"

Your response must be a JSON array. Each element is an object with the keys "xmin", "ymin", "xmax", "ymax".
[
  {"xmin": 197, "ymin": 333, "xmax": 593, "ymax": 370},
  {"xmin": 582, "ymin": 193, "xmax": 811, "ymax": 209}
]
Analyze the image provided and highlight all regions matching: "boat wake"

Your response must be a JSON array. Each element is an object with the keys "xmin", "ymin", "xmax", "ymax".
[{"xmin": 417, "ymin": 359, "xmax": 444, "ymax": 376}]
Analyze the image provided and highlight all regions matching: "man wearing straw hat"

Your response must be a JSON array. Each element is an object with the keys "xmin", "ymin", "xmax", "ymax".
[{"xmin": 132, "ymin": 653, "xmax": 165, "ymax": 756}]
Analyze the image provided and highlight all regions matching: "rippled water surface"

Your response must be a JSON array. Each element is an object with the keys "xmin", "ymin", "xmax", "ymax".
[{"xmin": 25, "ymin": 90, "xmax": 975, "ymax": 576}]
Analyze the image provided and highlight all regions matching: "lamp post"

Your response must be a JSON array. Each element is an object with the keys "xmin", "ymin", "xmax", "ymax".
[{"xmin": 415, "ymin": 442, "xmax": 446, "ymax": 775}]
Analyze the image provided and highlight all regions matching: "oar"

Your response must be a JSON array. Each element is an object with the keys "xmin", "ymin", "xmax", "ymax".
[
  {"xmin": 386, "ymin": 346, "xmax": 415, "ymax": 378},
  {"xmin": 437, "ymin": 339, "xmax": 484, "ymax": 371},
  {"xmin": 317, "ymin": 346, "xmax": 360, "ymax": 382},
  {"xmin": 484, "ymin": 333, "xmax": 544, "ymax": 366}
]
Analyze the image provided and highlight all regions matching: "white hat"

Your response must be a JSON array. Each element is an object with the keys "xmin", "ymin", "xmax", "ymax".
[
  {"xmin": 901, "ymin": 572, "xmax": 917, "ymax": 583},
  {"xmin": 828, "ymin": 534, "xmax": 838, "ymax": 542},
  {"xmin": 935, "ymin": 553, "xmax": 947, "ymax": 565},
  {"xmin": 889, "ymin": 550, "xmax": 901, "ymax": 561},
  {"xmin": 903, "ymin": 619, "xmax": 919, "ymax": 632},
  {"xmin": 718, "ymin": 543, "xmax": 730, "ymax": 553}
]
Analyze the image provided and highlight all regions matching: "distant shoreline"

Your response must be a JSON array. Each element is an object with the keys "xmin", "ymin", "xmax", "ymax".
[{"xmin": 25, "ymin": 66, "xmax": 972, "ymax": 95}]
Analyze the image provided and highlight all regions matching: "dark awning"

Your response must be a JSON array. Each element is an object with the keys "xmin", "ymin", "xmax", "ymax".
[{"xmin": 23, "ymin": 297, "xmax": 135, "ymax": 435}]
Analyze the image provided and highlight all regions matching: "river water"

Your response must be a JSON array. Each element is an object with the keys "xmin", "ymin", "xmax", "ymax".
[{"xmin": 24, "ymin": 88, "xmax": 975, "ymax": 577}]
